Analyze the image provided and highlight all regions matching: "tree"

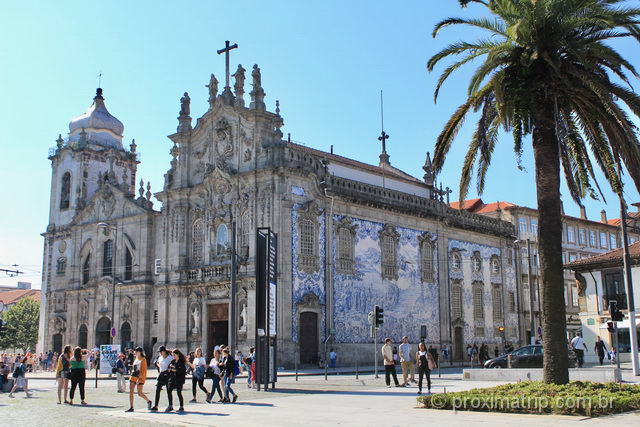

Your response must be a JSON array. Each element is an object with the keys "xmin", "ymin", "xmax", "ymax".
[
  {"xmin": 0, "ymin": 298, "xmax": 40, "ymax": 352},
  {"xmin": 428, "ymin": 0, "xmax": 640, "ymax": 384}
]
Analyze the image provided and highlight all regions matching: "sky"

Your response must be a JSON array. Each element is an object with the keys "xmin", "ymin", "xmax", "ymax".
[{"xmin": 1, "ymin": 1, "xmax": 639, "ymax": 289}]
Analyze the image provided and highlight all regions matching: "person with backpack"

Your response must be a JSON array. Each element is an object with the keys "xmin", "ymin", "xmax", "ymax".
[
  {"xmin": 222, "ymin": 348, "xmax": 238, "ymax": 403},
  {"xmin": 206, "ymin": 348, "xmax": 224, "ymax": 403},
  {"xmin": 166, "ymin": 349, "xmax": 187, "ymax": 413},
  {"xmin": 188, "ymin": 347, "xmax": 209, "ymax": 403},
  {"xmin": 68, "ymin": 347, "xmax": 87, "ymax": 405},
  {"xmin": 8, "ymin": 356, "xmax": 32, "ymax": 398},
  {"xmin": 55, "ymin": 345, "xmax": 71, "ymax": 404}
]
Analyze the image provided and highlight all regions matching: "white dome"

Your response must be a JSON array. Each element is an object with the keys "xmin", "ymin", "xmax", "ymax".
[{"xmin": 68, "ymin": 88, "xmax": 124, "ymax": 150}]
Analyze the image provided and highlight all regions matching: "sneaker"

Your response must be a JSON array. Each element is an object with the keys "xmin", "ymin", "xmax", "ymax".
[
  {"xmin": 395, "ymin": 384, "xmax": 402, "ymax": 387},
  {"xmin": 125, "ymin": 407, "xmax": 134, "ymax": 412},
  {"xmin": 386, "ymin": 385, "xmax": 391, "ymax": 388},
  {"xmin": 232, "ymin": 395, "xmax": 238, "ymax": 403},
  {"xmin": 8, "ymin": 394, "xmax": 13, "ymax": 398},
  {"xmin": 189, "ymin": 398, "xmax": 197, "ymax": 403},
  {"xmin": 150, "ymin": 406, "xmax": 158, "ymax": 412},
  {"xmin": 26, "ymin": 393, "xmax": 33, "ymax": 398},
  {"xmin": 205, "ymin": 398, "xmax": 211, "ymax": 404},
  {"xmin": 81, "ymin": 401, "xmax": 87, "ymax": 405},
  {"xmin": 417, "ymin": 391, "xmax": 422, "ymax": 395},
  {"xmin": 147, "ymin": 401, "xmax": 153, "ymax": 410},
  {"xmin": 178, "ymin": 407, "xmax": 184, "ymax": 413},
  {"xmin": 165, "ymin": 405, "xmax": 173, "ymax": 412}
]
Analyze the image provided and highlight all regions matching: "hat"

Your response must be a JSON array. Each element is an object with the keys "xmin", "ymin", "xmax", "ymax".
[{"xmin": 158, "ymin": 345, "xmax": 167, "ymax": 353}]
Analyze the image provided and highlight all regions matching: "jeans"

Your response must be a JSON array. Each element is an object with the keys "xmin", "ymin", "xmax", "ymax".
[
  {"xmin": 418, "ymin": 366, "xmax": 431, "ymax": 392},
  {"xmin": 224, "ymin": 376, "xmax": 235, "ymax": 398},
  {"xmin": 574, "ymin": 349, "xmax": 584, "ymax": 367},
  {"xmin": 384, "ymin": 364, "xmax": 399, "ymax": 386},
  {"xmin": 208, "ymin": 375, "xmax": 223, "ymax": 400}
]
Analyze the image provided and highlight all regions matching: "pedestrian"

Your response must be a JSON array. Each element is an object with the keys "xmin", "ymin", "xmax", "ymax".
[
  {"xmin": 428, "ymin": 345, "xmax": 439, "ymax": 369},
  {"xmin": 329, "ymin": 348, "xmax": 337, "ymax": 369},
  {"xmin": 570, "ymin": 333, "xmax": 588, "ymax": 368},
  {"xmin": 381, "ymin": 338, "xmax": 400, "ymax": 388},
  {"xmin": 222, "ymin": 348, "xmax": 238, "ymax": 403},
  {"xmin": 494, "ymin": 346, "xmax": 499, "ymax": 358},
  {"xmin": 166, "ymin": 349, "xmax": 187, "ymax": 413},
  {"xmin": 188, "ymin": 347, "xmax": 209, "ymax": 403},
  {"xmin": 466, "ymin": 344, "xmax": 472, "ymax": 362},
  {"xmin": 206, "ymin": 348, "xmax": 224, "ymax": 403},
  {"xmin": 248, "ymin": 347, "xmax": 256, "ymax": 389},
  {"xmin": 150, "ymin": 346, "xmax": 173, "ymax": 411},
  {"xmin": 609, "ymin": 348, "xmax": 617, "ymax": 364},
  {"xmin": 594, "ymin": 336, "xmax": 608, "ymax": 366},
  {"xmin": 441, "ymin": 345, "xmax": 449, "ymax": 363},
  {"xmin": 8, "ymin": 356, "xmax": 32, "ymax": 398},
  {"xmin": 398, "ymin": 336, "xmax": 414, "ymax": 386},
  {"xmin": 125, "ymin": 347, "xmax": 152, "ymax": 412},
  {"xmin": 235, "ymin": 350, "xmax": 244, "ymax": 374},
  {"xmin": 68, "ymin": 347, "xmax": 87, "ymax": 405},
  {"xmin": 55, "ymin": 345, "xmax": 71, "ymax": 404},
  {"xmin": 115, "ymin": 353, "xmax": 127, "ymax": 393},
  {"xmin": 471, "ymin": 344, "xmax": 479, "ymax": 363},
  {"xmin": 416, "ymin": 342, "xmax": 435, "ymax": 395}
]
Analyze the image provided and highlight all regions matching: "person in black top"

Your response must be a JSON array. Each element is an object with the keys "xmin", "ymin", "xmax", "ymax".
[
  {"xmin": 222, "ymin": 348, "xmax": 238, "ymax": 403},
  {"xmin": 594, "ymin": 336, "xmax": 608, "ymax": 366},
  {"xmin": 166, "ymin": 349, "xmax": 187, "ymax": 413}
]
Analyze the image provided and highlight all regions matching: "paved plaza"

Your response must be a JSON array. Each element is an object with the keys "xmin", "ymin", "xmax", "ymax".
[{"xmin": 1, "ymin": 367, "xmax": 639, "ymax": 426}]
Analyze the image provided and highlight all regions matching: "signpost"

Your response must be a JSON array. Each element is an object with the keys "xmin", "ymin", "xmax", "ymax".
[{"xmin": 256, "ymin": 228, "xmax": 278, "ymax": 390}]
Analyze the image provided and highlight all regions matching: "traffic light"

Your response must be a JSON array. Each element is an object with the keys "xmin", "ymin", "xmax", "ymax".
[
  {"xmin": 609, "ymin": 300, "xmax": 624, "ymax": 322},
  {"xmin": 374, "ymin": 305, "xmax": 384, "ymax": 327},
  {"xmin": 607, "ymin": 321, "xmax": 615, "ymax": 333}
]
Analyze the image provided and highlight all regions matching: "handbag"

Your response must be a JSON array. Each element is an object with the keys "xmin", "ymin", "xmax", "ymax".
[
  {"xmin": 194, "ymin": 365, "xmax": 205, "ymax": 380},
  {"xmin": 205, "ymin": 366, "xmax": 214, "ymax": 379},
  {"xmin": 157, "ymin": 370, "xmax": 170, "ymax": 386}
]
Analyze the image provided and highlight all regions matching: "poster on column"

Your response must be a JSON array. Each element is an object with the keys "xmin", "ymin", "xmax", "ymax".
[{"xmin": 99, "ymin": 344, "xmax": 121, "ymax": 374}]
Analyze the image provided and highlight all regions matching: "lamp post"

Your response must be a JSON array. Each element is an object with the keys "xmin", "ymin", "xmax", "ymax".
[
  {"xmin": 515, "ymin": 239, "xmax": 536, "ymax": 345},
  {"xmin": 98, "ymin": 222, "xmax": 118, "ymax": 345}
]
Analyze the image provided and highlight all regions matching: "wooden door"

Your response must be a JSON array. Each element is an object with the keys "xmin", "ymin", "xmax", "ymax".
[{"xmin": 299, "ymin": 312, "xmax": 318, "ymax": 365}]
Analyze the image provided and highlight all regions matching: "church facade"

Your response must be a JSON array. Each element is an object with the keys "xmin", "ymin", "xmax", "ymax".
[{"xmin": 39, "ymin": 58, "xmax": 521, "ymax": 365}]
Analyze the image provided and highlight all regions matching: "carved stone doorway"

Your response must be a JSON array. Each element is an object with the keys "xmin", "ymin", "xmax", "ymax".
[
  {"xmin": 53, "ymin": 333, "xmax": 63, "ymax": 354},
  {"xmin": 299, "ymin": 311, "xmax": 319, "ymax": 365},
  {"xmin": 95, "ymin": 317, "xmax": 111, "ymax": 347},
  {"xmin": 207, "ymin": 303, "xmax": 229, "ymax": 355},
  {"xmin": 453, "ymin": 326, "xmax": 464, "ymax": 362}
]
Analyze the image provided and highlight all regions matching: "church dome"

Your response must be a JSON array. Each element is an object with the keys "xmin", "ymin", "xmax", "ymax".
[{"xmin": 68, "ymin": 88, "xmax": 124, "ymax": 150}]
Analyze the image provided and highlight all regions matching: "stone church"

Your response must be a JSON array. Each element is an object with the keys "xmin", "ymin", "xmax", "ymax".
[{"xmin": 39, "ymin": 55, "xmax": 521, "ymax": 365}]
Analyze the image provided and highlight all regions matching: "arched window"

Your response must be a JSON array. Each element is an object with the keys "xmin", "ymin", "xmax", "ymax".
[
  {"xmin": 451, "ymin": 251, "xmax": 461, "ymax": 270},
  {"xmin": 56, "ymin": 258, "xmax": 67, "ymax": 275},
  {"xmin": 216, "ymin": 223, "xmax": 229, "ymax": 254},
  {"xmin": 300, "ymin": 219, "xmax": 315, "ymax": 257},
  {"xmin": 379, "ymin": 224, "xmax": 399, "ymax": 280},
  {"xmin": 451, "ymin": 283, "xmax": 463, "ymax": 320},
  {"xmin": 60, "ymin": 172, "xmax": 71, "ymax": 210},
  {"xmin": 124, "ymin": 247, "xmax": 133, "ymax": 281},
  {"xmin": 102, "ymin": 240, "xmax": 113, "ymax": 276},
  {"xmin": 492, "ymin": 285, "xmax": 503, "ymax": 321},
  {"xmin": 491, "ymin": 256, "xmax": 501, "ymax": 274},
  {"xmin": 78, "ymin": 324, "xmax": 88, "ymax": 349},
  {"xmin": 420, "ymin": 240, "xmax": 434, "ymax": 282},
  {"xmin": 337, "ymin": 227, "xmax": 355, "ymax": 274},
  {"xmin": 192, "ymin": 219, "xmax": 204, "ymax": 264},
  {"xmin": 472, "ymin": 252, "xmax": 482, "ymax": 272},
  {"xmin": 82, "ymin": 254, "xmax": 91, "ymax": 284},
  {"xmin": 473, "ymin": 282, "xmax": 484, "ymax": 320}
]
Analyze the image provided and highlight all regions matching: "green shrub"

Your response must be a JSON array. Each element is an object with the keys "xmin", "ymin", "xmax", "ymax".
[{"xmin": 417, "ymin": 381, "xmax": 640, "ymax": 417}]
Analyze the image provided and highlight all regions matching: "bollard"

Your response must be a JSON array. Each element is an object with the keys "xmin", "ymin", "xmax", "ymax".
[
  {"xmin": 95, "ymin": 367, "xmax": 98, "ymax": 388},
  {"xmin": 295, "ymin": 357, "xmax": 298, "ymax": 381},
  {"xmin": 355, "ymin": 359, "xmax": 359, "ymax": 380},
  {"xmin": 507, "ymin": 354, "xmax": 512, "ymax": 369}
]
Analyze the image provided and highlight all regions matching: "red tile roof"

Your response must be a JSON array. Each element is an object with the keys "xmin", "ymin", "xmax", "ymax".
[
  {"xmin": 0, "ymin": 289, "xmax": 41, "ymax": 306},
  {"xmin": 449, "ymin": 198, "xmax": 519, "ymax": 213},
  {"xmin": 567, "ymin": 241, "xmax": 640, "ymax": 269}
]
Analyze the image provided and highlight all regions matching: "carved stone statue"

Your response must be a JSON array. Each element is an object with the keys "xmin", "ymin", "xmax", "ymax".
[
  {"xmin": 239, "ymin": 302, "xmax": 247, "ymax": 332},
  {"xmin": 190, "ymin": 303, "xmax": 201, "ymax": 334},
  {"xmin": 251, "ymin": 64, "xmax": 262, "ymax": 89},
  {"xmin": 206, "ymin": 74, "xmax": 218, "ymax": 107},
  {"xmin": 250, "ymin": 64, "xmax": 266, "ymax": 110},
  {"xmin": 233, "ymin": 65, "xmax": 246, "ymax": 93},
  {"xmin": 180, "ymin": 92, "xmax": 191, "ymax": 116}
]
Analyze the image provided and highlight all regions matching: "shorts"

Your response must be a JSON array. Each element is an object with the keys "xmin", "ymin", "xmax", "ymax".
[
  {"xmin": 16, "ymin": 377, "xmax": 27, "ymax": 388},
  {"xmin": 130, "ymin": 377, "xmax": 144, "ymax": 385}
]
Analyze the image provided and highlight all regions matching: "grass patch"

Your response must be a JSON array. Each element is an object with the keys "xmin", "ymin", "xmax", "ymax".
[{"xmin": 417, "ymin": 381, "xmax": 640, "ymax": 417}]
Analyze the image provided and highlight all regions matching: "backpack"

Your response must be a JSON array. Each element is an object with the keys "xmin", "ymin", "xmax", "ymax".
[{"xmin": 12, "ymin": 364, "xmax": 23, "ymax": 378}]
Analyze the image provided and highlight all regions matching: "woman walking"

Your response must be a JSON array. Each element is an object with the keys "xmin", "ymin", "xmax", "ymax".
[
  {"xmin": 8, "ymin": 356, "xmax": 32, "ymax": 398},
  {"xmin": 125, "ymin": 347, "xmax": 152, "ymax": 412},
  {"xmin": 188, "ymin": 347, "xmax": 209, "ymax": 403},
  {"xmin": 222, "ymin": 348, "xmax": 238, "ymax": 403},
  {"xmin": 68, "ymin": 347, "xmax": 87, "ymax": 405},
  {"xmin": 416, "ymin": 342, "xmax": 435, "ymax": 395},
  {"xmin": 206, "ymin": 349, "xmax": 224, "ymax": 403},
  {"xmin": 166, "ymin": 349, "xmax": 187, "ymax": 412},
  {"xmin": 55, "ymin": 345, "xmax": 71, "ymax": 404}
]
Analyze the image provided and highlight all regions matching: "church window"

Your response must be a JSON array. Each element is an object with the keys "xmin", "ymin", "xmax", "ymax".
[
  {"xmin": 298, "ymin": 202, "xmax": 321, "ymax": 274},
  {"xmin": 300, "ymin": 220, "xmax": 315, "ymax": 257},
  {"xmin": 492, "ymin": 285, "xmax": 503, "ymax": 321},
  {"xmin": 420, "ymin": 237, "xmax": 435, "ymax": 282},
  {"xmin": 124, "ymin": 247, "xmax": 133, "ymax": 281},
  {"xmin": 490, "ymin": 256, "xmax": 500, "ymax": 274},
  {"xmin": 450, "ymin": 250, "xmax": 461, "ymax": 270},
  {"xmin": 508, "ymin": 291, "xmax": 515, "ymax": 312},
  {"xmin": 379, "ymin": 224, "xmax": 399, "ymax": 280},
  {"xmin": 473, "ymin": 282, "xmax": 484, "ymax": 320},
  {"xmin": 102, "ymin": 240, "xmax": 113, "ymax": 276},
  {"xmin": 56, "ymin": 258, "xmax": 66, "ymax": 275},
  {"xmin": 82, "ymin": 254, "xmax": 91, "ymax": 285},
  {"xmin": 192, "ymin": 219, "xmax": 204, "ymax": 264},
  {"xmin": 451, "ymin": 282, "xmax": 463, "ymax": 320},
  {"xmin": 60, "ymin": 172, "xmax": 71, "ymax": 210},
  {"xmin": 216, "ymin": 223, "xmax": 229, "ymax": 254},
  {"xmin": 337, "ymin": 226, "xmax": 355, "ymax": 275},
  {"xmin": 472, "ymin": 252, "xmax": 482, "ymax": 272}
]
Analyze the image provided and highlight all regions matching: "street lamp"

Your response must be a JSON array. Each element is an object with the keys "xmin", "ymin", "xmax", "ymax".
[
  {"xmin": 514, "ymin": 239, "xmax": 536, "ymax": 345},
  {"xmin": 97, "ymin": 222, "xmax": 120, "ymax": 345}
]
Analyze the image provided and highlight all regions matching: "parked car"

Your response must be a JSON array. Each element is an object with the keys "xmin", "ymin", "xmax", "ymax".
[{"xmin": 483, "ymin": 345, "xmax": 577, "ymax": 368}]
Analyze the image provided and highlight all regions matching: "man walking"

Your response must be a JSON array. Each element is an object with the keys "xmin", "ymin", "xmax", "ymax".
[
  {"xmin": 570, "ymin": 333, "xmax": 588, "ymax": 368},
  {"xmin": 381, "ymin": 338, "xmax": 400, "ymax": 388},
  {"xmin": 398, "ymin": 337, "xmax": 414, "ymax": 386}
]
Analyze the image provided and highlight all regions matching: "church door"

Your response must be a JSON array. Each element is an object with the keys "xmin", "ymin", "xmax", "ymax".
[
  {"xmin": 78, "ymin": 325, "xmax": 88, "ymax": 349},
  {"xmin": 53, "ymin": 334, "xmax": 63, "ymax": 354},
  {"xmin": 207, "ymin": 304, "xmax": 229, "ymax": 354},
  {"xmin": 453, "ymin": 326, "xmax": 464, "ymax": 362},
  {"xmin": 120, "ymin": 322, "xmax": 132, "ymax": 349},
  {"xmin": 299, "ymin": 312, "xmax": 318, "ymax": 365},
  {"xmin": 95, "ymin": 317, "xmax": 111, "ymax": 347}
]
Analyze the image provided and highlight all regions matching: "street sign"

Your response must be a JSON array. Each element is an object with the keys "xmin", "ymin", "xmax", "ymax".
[{"xmin": 110, "ymin": 327, "xmax": 117, "ymax": 338}]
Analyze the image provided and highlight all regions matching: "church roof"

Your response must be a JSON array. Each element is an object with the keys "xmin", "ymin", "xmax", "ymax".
[
  {"xmin": 67, "ymin": 88, "xmax": 124, "ymax": 150},
  {"xmin": 0, "ymin": 289, "xmax": 41, "ymax": 306},
  {"xmin": 289, "ymin": 142, "xmax": 425, "ymax": 186}
]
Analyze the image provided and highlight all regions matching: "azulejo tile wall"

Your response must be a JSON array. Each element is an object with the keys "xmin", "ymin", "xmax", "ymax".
[{"xmin": 332, "ymin": 216, "xmax": 439, "ymax": 344}]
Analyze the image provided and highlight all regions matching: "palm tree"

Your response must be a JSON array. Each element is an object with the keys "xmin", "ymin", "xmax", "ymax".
[{"xmin": 429, "ymin": 0, "xmax": 640, "ymax": 384}]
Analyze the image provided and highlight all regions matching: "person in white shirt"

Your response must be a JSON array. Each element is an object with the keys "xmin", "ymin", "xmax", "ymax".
[
  {"xmin": 206, "ymin": 349, "xmax": 224, "ymax": 403},
  {"xmin": 570, "ymin": 333, "xmax": 588, "ymax": 367},
  {"xmin": 398, "ymin": 337, "xmax": 414, "ymax": 386},
  {"xmin": 381, "ymin": 338, "xmax": 400, "ymax": 387},
  {"xmin": 150, "ymin": 346, "xmax": 174, "ymax": 411},
  {"xmin": 188, "ymin": 347, "xmax": 209, "ymax": 403}
]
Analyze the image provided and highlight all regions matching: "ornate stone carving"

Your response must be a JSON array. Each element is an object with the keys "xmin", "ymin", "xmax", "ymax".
[
  {"xmin": 121, "ymin": 296, "xmax": 132, "ymax": 320},
  {"xmin": 190, "ymin": 302, "xmax": 201, "ymax": 335},
  {"xmin": 206, "ymin": 74, "xmax": 218, "ymax": 108}
]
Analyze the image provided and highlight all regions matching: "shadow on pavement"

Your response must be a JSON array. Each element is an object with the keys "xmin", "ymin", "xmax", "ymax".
[
  {"xmin": 175, "ymin": 411, "xmax": 230, "ymax": 416},
  {"xmin": 75, "ymin": 403, "xmax": 117, "ymax": 408},
  {"xmin": 270, "ymin": 388, "xmax": 424, "ymax": 397},
  {"xmin": 231, "ymin": 402, "xmax": 274, "ymax": 407}
]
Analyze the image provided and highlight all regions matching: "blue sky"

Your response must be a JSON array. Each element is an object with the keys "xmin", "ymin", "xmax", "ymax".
[{"xmin": 1, "ymin": 1, "xmax": 639, "ymax": 288}]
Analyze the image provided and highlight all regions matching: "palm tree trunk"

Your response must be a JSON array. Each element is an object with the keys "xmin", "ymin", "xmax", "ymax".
[{"xmin": 532, "ymin": 92, "xmax": 570, "ymax": 385}]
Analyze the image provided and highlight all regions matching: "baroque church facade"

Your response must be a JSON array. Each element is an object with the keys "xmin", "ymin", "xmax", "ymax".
[{"xmin": 39, "ymin": 57, "xmax": 521, "ymax": 365}]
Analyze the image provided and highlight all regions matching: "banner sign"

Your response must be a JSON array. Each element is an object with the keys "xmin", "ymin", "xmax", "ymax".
[
  {"xmin": 99, "ymin": 344, "xmax": 121, "ymax": 375},
  {"xmin": 256, "ymin": 228, "xmax": 278, "ymax": 388}
]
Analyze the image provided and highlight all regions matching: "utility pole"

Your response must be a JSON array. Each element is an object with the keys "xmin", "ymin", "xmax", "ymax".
[
  {"xmin": 617, "ymin": 162, "xmax": 639, "ymax": 376},
  {"xmin": 230, "ymin": 218, "xmax": 238, "ymax": 355},
  {"xmin": 0, "ymin": 268, "xmax": 23, "ymax": 277},
  {"xmin": 527, "ymin": 239, "xmax": 536, "ymax": 345}
]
